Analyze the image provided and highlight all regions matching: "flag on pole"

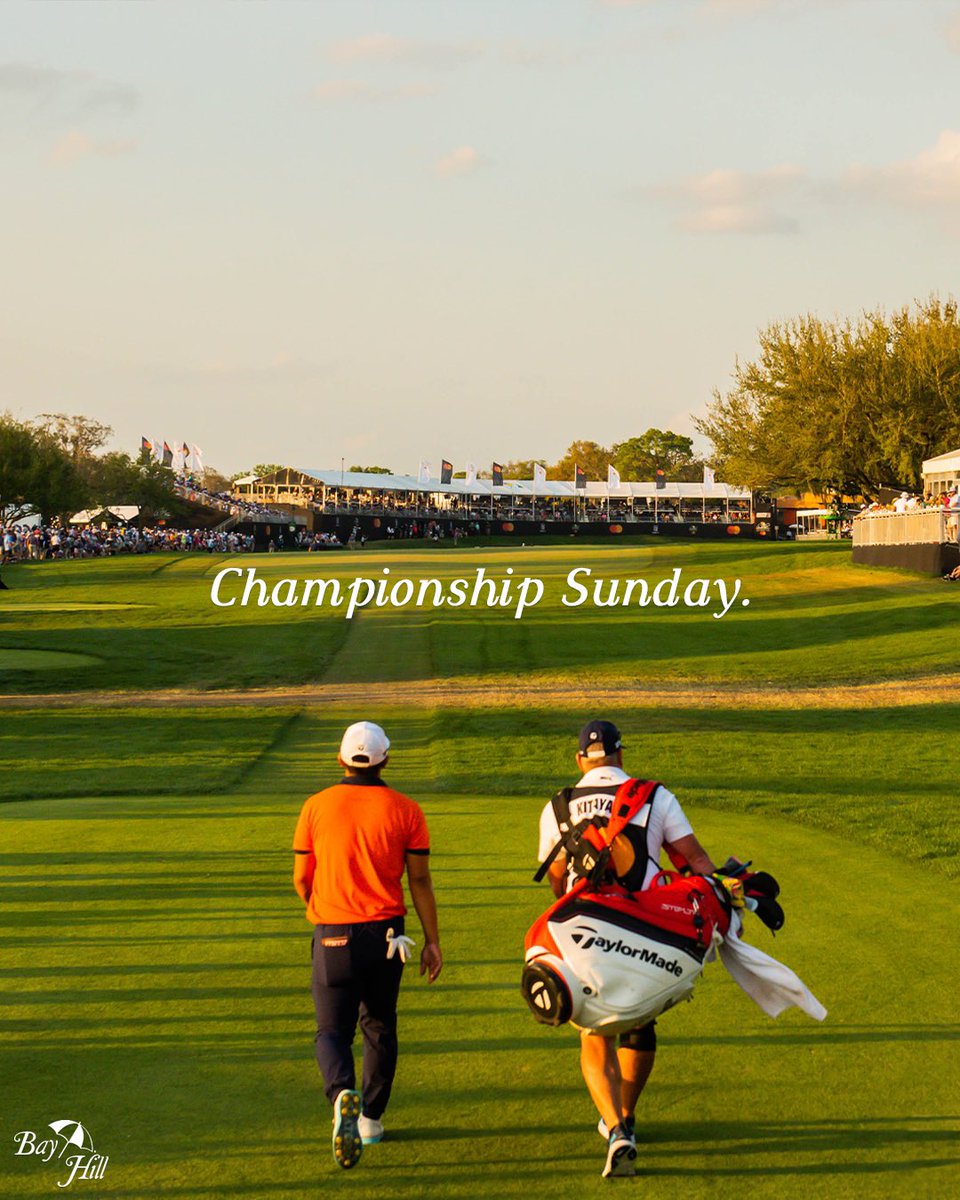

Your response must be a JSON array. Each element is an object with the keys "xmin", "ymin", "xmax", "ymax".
[
  {"xmin": 574, "ymin": 465, "xmax": 586, "ymax": 490},
  {"xmin": 140, "ymin": 436, "xmax": 153, "ymax": 458},
  {"xmin": 152, "ymin": 436, "xmax": 163, "ymax": 464},
  {"xmin": 703, "ymin": 465, "xmax": 716, "ymax": 487},
  {"xmin": 440, "ymin": 459, "xmax": 453, "ymax": 485},
  {"xmin": 172, "ymin": 443, "xmax": 185, "ymax": 473},
  {"xmin": 465, "ymin": 461, "xmax": 477, "ymax": 488},
  {"xmin": 190, "ymin": 443, "xmax": 204, "ymax": 474},
  {"xmin": 608, "ymin": 464, "xmax": 621, "ymax": 490},
  {"xmin": 492, "ymin": 462, "xmax": 504, "ymax": 487},
  {"xmin": 533, "ymin": 462, "xmax": 546, "ymax": 490},
  {"xmin": 418, "ymin": 460, "xmax": 431, "ymax": 485},
  {"xmin": 162, "ymin": 441, "xmax": 174, "ymax": 468},
  {"xmin": 655, "ymin": 468, "xmax": 666, "ymax": 490}
]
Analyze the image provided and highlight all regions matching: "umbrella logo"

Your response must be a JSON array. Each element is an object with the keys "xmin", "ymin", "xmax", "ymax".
[
  {"xmin": 13, "ymin": 1118, "xmax": 107, "ymax": 1187},
  {"xmin": 49, "ymin": 1120, "xmax": 95, "ymax": 1156}
]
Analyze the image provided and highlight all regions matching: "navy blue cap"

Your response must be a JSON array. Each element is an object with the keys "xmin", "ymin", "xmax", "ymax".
[{"xmin": 578, "ymin": 720, "xmax": 623, "ymax": 757}]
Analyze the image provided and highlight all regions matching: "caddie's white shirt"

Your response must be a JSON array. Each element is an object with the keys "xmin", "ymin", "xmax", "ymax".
[{"xmin": 537, "ymin": 765, "xmax": 694, "ymax": 891}]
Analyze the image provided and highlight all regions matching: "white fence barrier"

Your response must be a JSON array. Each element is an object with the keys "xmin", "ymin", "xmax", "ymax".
[{"xmin": 853, "ymin": 509, "xmax": 957, "ymax": 546}]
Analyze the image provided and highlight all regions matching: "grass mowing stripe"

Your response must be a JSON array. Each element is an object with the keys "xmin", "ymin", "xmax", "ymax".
[
  {"xmin": 4, "ymin": 543, "xmax": 960, "ymax": 692},
  {"xmin": 0, "ymin": 708, "xmax": 299, "ymax": 802}
]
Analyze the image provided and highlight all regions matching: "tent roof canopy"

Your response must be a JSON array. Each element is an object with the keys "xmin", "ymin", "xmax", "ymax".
[{"xmin": 243, "ymin": 467, "xmax": 753, "ymax": 500}]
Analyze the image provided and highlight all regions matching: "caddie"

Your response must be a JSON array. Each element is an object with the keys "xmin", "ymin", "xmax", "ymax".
[
  {"xmin": 292, "ymin": 721, "xmax": 442, "ymax": 1170},
  {"xmin": 537, "ymin": 719, "xmax": 715, "ymax": 1178}
]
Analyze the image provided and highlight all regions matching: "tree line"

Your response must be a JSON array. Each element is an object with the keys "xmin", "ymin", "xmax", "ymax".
[
  {"xmin": 0, "ymin": 413, "xmax": 191, "ymax": 523},
  {"xmin": 339, "ymin": 431, "xmax": 703, "ymax": 483},
  {"xmin": 500, "ymin": 429, "xmax": 704, "ymax": 483},
  {"xmin": 698, "ymin": 296, "xmax": 960, "ymax": 498},
  {"xmin": 10, "ymin": 295, "xmax": 959, "ymax": 520}
]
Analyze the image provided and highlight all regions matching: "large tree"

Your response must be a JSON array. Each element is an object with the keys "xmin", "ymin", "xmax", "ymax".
[
  {"xmin": 548, "ymin": 440, "xmax": 614, "ymax": 482},
  {"xmin": 90, "ymin": 452, "xmax": 181, "ymax": 523},
  {"xmin": 32, "ymin": 413, "xmax": 112, "ymax": 466},
  {"xmin": 501, "ymin": 459, "xmax": 546, "ymax": 479},
  {"xmin": 0, "ymin": 413, "xmax": 87, "ymax": 522},
  {"xmin": 0, "ymin": 416, "xmax": 39, "ymax": 520},
  {"xmin": 612, "ymin": 430, "xmax": 701, "ymax": 481},
  {"xmin": 697, "ymin": 297, "xmax": 960, "ymax": 496}
]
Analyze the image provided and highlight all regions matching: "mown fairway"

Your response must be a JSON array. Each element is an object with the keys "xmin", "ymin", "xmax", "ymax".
[
  {"xmin": 3, "ymin": 540, "xmax": 960, "ymax": 692},
  {"xmin": 1, "ymin": 542, "xmax": 958, "ymax": 1198}
]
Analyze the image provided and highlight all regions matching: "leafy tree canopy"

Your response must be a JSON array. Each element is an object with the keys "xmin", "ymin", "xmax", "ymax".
[
  {"xmin": 0, "ymin": 413, "xmax": 86, "ymax": 522},
  {"xmin": 612, "ymin": 431, "xmax": 700, "ymax": 481},
  {"xmin": 696, "ymin": 296, "xmax": 960, "ymax": 497},
  {"xmin": 501, "ymin": 459, "xmax": 545, "ymax": 479},
  {"xmin": 32, "ymin": 412, "xmax": 112, "ymax": 466},
  {"xmin": 548, "ymin": 440, "xmax": 614, "ymax": 481},
  {"xmin": 348, "ymin": 465, "xmax": 393, "ymax": 474}
]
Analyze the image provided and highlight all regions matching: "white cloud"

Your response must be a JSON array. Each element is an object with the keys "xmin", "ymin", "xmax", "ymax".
[
  {"xmin": 50, "ymin": 130, "xmax": 135, "ymax": 165},
  {"xmin": 326, "ymin": 34, "xmax": 485, "ymax": 66},
  {"xmin": 701, "ymin": 0, "xmax": 773, "ymax": 12},
  {"xmin": 313, "ymin": 79, "xmax": 437, "ymax": 103},
  {"xmin": 433, "ymin": 145, "xmax": 482, "ymax": 178},
  {"xmin": 680, "ymin": 204, "xmax": 799, "ymax": 234},
  {"xmin": 946, "ymin": 13, "xmax": 960, "ymax": 53},
  {"xmin": 598, "ymin": 0, "xmax": 770, "ymax": 9},
  {"xmin": 500, "ymin": 40, "xmax": 585, "ymax": 67},
  {"xmin": 0, "ymin": 62, "xmax": 139, "ymax": 114},
  {"xmin": 846, "ymin": 130, "xmax": 960, "ymax": 209},
  {"xmin": 656, "ymin": 164, "xmax": 804, "ymax": 234}
]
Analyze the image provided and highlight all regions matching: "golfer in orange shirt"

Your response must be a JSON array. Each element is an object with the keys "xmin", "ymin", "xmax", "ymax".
[{"xmin": 292, "ymin": 721, "xmax": 442, "ymax": 1170}]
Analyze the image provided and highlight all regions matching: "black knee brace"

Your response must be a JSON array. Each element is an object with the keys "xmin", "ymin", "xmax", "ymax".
[{"xmin": 619, "ymin": 1021, "xmax": 656, "ymax": 1052}]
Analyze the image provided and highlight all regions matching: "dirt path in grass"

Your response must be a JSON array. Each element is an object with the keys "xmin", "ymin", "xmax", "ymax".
[{"xmin": 2, "ymin": 673, "xmax": 959, "ymax": 710}]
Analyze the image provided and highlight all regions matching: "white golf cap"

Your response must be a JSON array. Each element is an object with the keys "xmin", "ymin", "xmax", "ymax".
[{"xmin": 339, "ymin": 721, "xmax": 390, "ymax": 767}]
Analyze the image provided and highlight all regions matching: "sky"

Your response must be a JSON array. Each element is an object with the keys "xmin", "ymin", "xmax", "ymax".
[{"xmin": 3, "ymin": 0, "xmax": 960, "ymax": 477}]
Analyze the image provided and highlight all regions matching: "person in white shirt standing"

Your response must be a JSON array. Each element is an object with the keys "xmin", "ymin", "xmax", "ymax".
[{"xmin": 536, "ymin": 720, "xmax": 716, "ymax": 1178}]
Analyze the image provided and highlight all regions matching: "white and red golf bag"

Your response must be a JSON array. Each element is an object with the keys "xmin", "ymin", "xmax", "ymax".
[
  {"xmin": 522, "ymin": 776, "xmax": 796, "ymax": 1033},
  {"xmin": 522, "ymin": 872, "xmax": 733, "ymax": 1033}
]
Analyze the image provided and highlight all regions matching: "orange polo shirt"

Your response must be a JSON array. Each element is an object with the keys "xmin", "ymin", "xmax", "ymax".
[{"xmin": 293, "ymin": 778, "xmax": 430, "ymax": 925}]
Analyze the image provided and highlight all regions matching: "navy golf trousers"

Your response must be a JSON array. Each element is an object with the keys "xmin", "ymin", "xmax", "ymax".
[{"xmin": 311, "ymin": 916, "xmax": 405, "ymax": 1120}]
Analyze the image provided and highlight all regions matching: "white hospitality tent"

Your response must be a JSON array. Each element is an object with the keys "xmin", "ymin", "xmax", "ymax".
[
  {"xmin": 234, "ymin": 467, "xmax": 753, "ymax": 520},
  {"xmin": 921, "ymin": 448, "xmax": 960, "ymax": 496}
]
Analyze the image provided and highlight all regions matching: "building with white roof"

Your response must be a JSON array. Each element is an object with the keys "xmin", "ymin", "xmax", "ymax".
[{"xmin": 921, "ymin": 448, "xmax": 960, "ymax": 496}]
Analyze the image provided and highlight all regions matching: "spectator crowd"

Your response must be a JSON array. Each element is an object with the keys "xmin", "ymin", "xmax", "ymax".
[
  {"xmin": 1, "ymin": 523, "xmax": 259, "ymax": 563},
  {"xmin": 175, "ymin": 475, "xmax": 283, "ymax": 522}
]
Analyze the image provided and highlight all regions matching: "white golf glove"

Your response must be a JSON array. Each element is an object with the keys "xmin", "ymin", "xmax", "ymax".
[{"xmin": 385, "ymin": 928, "xmax": 416, "ymax": 963}]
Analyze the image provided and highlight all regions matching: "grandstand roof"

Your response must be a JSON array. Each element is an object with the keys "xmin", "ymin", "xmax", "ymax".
[{"xmin": 292, "ymin": 468, "xmax": 751, "ymax": 499}]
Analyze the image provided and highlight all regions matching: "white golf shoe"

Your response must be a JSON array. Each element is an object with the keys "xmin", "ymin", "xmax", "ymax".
[
  {"xmin": 358, "ymin": 1115, "xmax": 384, "ymax": 1144},
  {"xmin": 601, "ymin": 1128, "xmax": 637, "ymax": 1178}
]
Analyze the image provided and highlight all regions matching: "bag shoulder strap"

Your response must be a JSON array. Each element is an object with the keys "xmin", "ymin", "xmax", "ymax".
[
  {"xmin": 532, "ymin": 788, "xmax": 576, "ymax": 882},
  {"xmin": 550, "ymin": 787, "xmax": 575, "ymax": 834},
  {"xmin": 602, "ymin": 778, "xmax": 660, "ymax": 847}
]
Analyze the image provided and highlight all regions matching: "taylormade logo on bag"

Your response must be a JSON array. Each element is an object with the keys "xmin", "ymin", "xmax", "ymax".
[{"xmin": 572, "ymin": 931, "xmax": 684, "ymax": 976}]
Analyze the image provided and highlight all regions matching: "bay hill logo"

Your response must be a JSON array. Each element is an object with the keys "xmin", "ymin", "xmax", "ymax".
[
  {"xmin": 13, "ymin": 1119, "xmax": 108, "ymax": 1188},
  {"xmin": 569, "ymin": 926, "xmax": 684, "ymax": 977}
]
